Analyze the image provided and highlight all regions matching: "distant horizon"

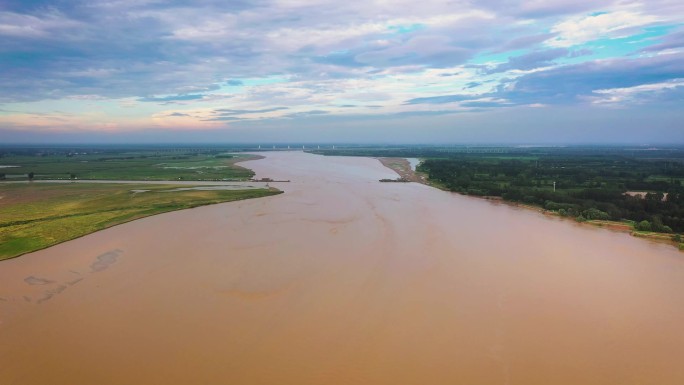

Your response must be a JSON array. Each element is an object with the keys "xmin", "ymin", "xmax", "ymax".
[{"xmin": 2, "ymin": 142, "xmax": 684, "ymax": 148}]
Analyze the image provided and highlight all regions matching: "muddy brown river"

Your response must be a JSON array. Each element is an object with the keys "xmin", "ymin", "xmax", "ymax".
[{"xmin": 1, "ymin": 151, "xmax": 683, "ymax": 385}]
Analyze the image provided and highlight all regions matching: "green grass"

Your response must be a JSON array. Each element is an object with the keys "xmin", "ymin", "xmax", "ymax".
[
  {"xmin": 645, "ymin": 175, "xmax": 684, "ymax": 183},
  {"xmin": 0, "ymin": 182, "xmax": 281, "ymax": 260},
  {"xmin": 0, "ymin": 152, "xmax": 257, "ymax": 181}
]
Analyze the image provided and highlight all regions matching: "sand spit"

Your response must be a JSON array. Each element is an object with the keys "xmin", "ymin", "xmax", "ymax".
[
  {"xmin": 1, "ymin": 151, "xmax": 684, "ymax": 385},
  {"xmin": 377, "ymin": 157, "xmax": 426, "ymax": 183}
]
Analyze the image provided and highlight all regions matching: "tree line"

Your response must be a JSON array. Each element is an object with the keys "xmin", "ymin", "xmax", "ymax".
[{"xmin": 419, "ymin": 156, "xmax": 684, "ymax": 233}]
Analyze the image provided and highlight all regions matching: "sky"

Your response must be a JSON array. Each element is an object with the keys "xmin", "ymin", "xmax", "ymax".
[{"xmin": 1, "ymin": 0, "xmax": 683, "ymax": 144}]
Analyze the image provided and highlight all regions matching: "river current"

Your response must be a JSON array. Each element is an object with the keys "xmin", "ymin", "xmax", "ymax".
[{"xmin": 1, "ymin": 151, "xmax": 683, "ymax": 384}]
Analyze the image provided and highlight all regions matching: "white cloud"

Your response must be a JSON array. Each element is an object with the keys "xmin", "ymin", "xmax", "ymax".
[
  {"xmin": 0, "ymin": 10, "xmax": 82, "ymax": 38},
  {"xmin": 588, "ymin": 78, "xmax": 684, "ymax": 104},
  {"xmin": 547, "ymin": 10, "xmax": 659, "ymax": 47}
]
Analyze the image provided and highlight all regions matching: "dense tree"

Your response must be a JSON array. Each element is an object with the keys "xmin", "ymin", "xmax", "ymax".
[{"xmin": 420, "ymin": 155, "xmax": 684, "ymax": 232}]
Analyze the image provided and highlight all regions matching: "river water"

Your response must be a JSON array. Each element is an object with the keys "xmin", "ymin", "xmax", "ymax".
[
  {"xmin": 406, "ymin": 157, "xmax": 420, "ymax": 171},
  {"xmin": 1, "ymin": 151, "xmax": 683, "ymax": 385}
]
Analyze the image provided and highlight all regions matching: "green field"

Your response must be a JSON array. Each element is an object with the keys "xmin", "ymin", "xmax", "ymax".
[
  {"xmin": 0, "ymin": 150, "xmax": 257, "ymax": 181},
  {"xmin": 0, "ymin": 182, "xmax": 281, "ymax": 260}
]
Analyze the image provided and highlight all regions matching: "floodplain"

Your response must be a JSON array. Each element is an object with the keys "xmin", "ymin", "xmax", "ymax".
[
  {"xmin": 0, "ymin": 147, "xmax": 279, "ymax": 259},
  {"xmin": 0, "ymin": 147, "xmax": 258, "ymax": 181},
  {"xmin": 0, "ymin": 182, "xmax": 279, "ymax": 260}
]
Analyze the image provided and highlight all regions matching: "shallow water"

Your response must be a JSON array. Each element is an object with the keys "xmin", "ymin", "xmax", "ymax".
[
  {"xmin": 1, "ymin": 151, "xmax": 683, "ymax": 385},
  {"xmin": 406, "ymin": 157, "xmax": 420, "ymax": 171}
]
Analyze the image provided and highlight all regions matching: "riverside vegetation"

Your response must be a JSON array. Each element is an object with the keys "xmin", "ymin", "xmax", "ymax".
[
  {"xmin": 0, "ymin": 146, "xmax": 257, "ymax": 181},
  {"xmin": 0, "ymin": 146, "xmax": 283, "ymax": 260},
  {"xmin": 310, "ymin": 145, "xmax": 684, "ymax": 247},
  {"xmin": 0, "ymin": 183, "xmax": 281, "ymax": 260}
]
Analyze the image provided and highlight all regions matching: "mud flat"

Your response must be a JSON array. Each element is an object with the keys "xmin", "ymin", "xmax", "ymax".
[{"xmin": 1, "ymin": 151, "xmax": 684, "ymax": 385}]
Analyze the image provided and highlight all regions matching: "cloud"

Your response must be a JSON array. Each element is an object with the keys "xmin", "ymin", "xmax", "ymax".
[
  {"xmin": 202, "ymin": 106, "xmax": 291, "ymax": 121},
  {"xmin": 587, "ymin": 79, "xmax": 684, "ymax": 105},
  {"xmin": 405, "ymin": 94, "xmax": 483, "ymax": 105},
  {"xmin": 283, "ymin": 110, "xmax": 330, "ymax": 118},
  {"xmin": 406, "ymin": 52, "xmax": 684, "ymax": 107},
  {"xmin": 479, "ymin": 0, "xmax": 602, "ymax": 18},
  {"xmin": 393, "ymin": 110, "xmax": 466, "ymax": 117},
  {"xmin": 139, "ymin": 94, "xmax": 206, "ymax": 102},
  {"xmin": 486, "ymin": 48, "xmax": 569, "ymax": 73},
  {"xmin": 491, "ymin": 33, "xmax": 559, "ymax": 53},
  {"xmin": 354, "ymin": 35, "xmax": 474, "ymax": 68},
  {"xmin": 0, "ymin": 10, "xmax": 83, "ymax": 38},
  {"xmin": 214, "ymin": 107, "xmax": 289, "ymax": 115},
  {"xmin": 501, "ymin": 52, "xmax": 684, "ymax": 104},
  {"xmin": 461, "ymin": 100, "xmax": 511, "ymax": 108},
  {"xmin": 313, "ymin": 51, "xmax": 365, "ymax": 68},
  {"xmin": 642, "ymin": 27, "xmax": 684, "ymax": 52},
  {"xmin": 546, "ymin": 10, "xmax": 660, "ymax": 47},
  {"xmin": 1, "ymin": 0, "xmax": 683, "ymax": 142},
  {"xmin": 204, "ymin": 116, "xmax": 245, "ymax": 121}
]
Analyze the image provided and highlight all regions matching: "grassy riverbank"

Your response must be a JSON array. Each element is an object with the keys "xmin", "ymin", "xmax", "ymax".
[
  {"xmin": 0, "ymin": 149, "xmax": 258, "ymax": 181},
  {"xmin": 0, "ymin": 183, "xmax": 281, "ymax": 260}
]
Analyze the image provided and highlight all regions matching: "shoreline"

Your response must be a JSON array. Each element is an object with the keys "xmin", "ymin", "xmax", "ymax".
[
  {"xmin": 377, "ymin": 156, "xmax": 682, "ymax": 250},
  {"xmin": 0, "ymin": 178, "xmax": 282, "ymax": 262},
  {"xmin": 0, "ymin": 153, "xmax": 280, "ymax": 261},
  {"xmin": 0, "ymin": 185, "xmax": 282, "ymax": 262},
  {"xmin": 376, "ymin": 157, "xmax": 426, "ymax": 183}
]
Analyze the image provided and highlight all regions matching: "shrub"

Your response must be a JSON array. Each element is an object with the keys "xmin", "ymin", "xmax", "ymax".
[
  {"xmin": 583, "ymin": 208, "xmax": 610, "ymax": 220},
  {"xmin": 636, "ymin": 220, "xmax": 652, "ymax": 232}
]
